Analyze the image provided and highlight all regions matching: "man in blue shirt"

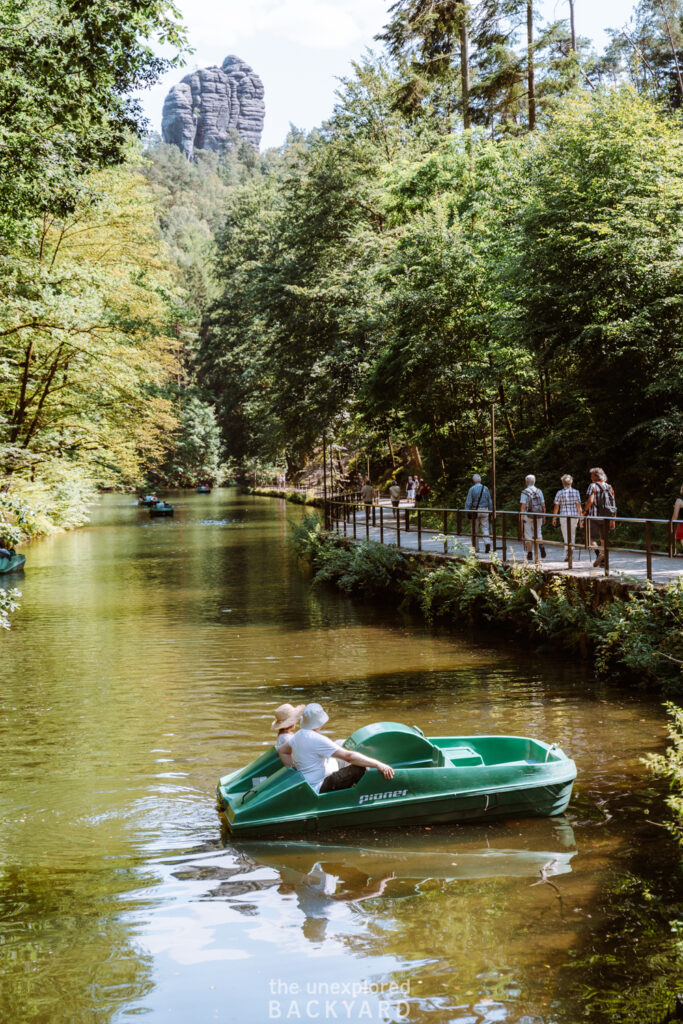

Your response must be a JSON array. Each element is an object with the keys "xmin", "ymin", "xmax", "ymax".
[{"xmin": 465, "ymin": 474, "xmax": 493, "ymax": 554}]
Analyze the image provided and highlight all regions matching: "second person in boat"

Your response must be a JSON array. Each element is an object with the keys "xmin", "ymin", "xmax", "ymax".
[{"xmin": 278, "ymin": 703, "xmax": 394, "ymax": 793}]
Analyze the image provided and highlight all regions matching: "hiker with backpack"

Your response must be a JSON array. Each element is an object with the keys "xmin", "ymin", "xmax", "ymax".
[
  {"xmin": 583, "ymin": 468, "xmax": 617, "ymax": 569},
  {"xmin": 519, "ymin": 474, "xmax": 546, "ymax": 561}
]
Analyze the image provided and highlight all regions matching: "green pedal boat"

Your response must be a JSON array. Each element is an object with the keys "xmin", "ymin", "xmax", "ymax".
[{"xmin": 217, "ymin": 722, "xmax": 577, "ymax": 837}]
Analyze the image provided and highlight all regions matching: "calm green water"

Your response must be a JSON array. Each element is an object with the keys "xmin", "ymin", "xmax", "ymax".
[{"xmin": 0, "ymin": 491, "xmax": 679, "ymax": 1024}]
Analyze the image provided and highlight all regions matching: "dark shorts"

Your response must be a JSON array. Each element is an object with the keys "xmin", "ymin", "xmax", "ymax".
[
  {"xmin": 589, "ymin": 519, "xmax": 604, "ymax": 543},
  {"xmin": 319, "ymin": 764, "xmax": 366, "ymax": 793}
]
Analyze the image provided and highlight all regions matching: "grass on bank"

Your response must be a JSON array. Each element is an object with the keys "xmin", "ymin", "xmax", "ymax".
[{"xmin": 292, "ymin": 514, "xmax": 683, "ymax": 693}]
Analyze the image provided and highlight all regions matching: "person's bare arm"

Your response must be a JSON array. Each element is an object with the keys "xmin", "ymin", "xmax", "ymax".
[
  {"xmin": 278, "ymin": 741, "xmax": 294, "ymax": 768},
  {"xmin": 552, "ymin": 502, "xmax": 560, "ymax": 526},
  {"xmin": 334, "ymin": 748, "xmax": 394, "ymax": 780},
  {"xmin": 671, "ymin": 498, "xmax": 683, "ymax": 524}
]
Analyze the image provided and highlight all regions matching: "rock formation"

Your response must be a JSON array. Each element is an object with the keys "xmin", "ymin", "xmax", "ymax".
[{"xmin": 161, "ymin": 55, "xmax": 264, "ymax": 158}]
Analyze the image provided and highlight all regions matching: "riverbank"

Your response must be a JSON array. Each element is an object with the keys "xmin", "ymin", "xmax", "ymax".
[
  {"xmin": 293, "ymin": 514, "xmax": 683, "ymax": 696},
  {"xmin": 245, "ymin": 485, "xmax": 323, "ymax": 507}
]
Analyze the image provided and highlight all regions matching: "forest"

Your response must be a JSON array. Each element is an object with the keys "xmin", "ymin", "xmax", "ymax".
[
  {"xmin": 198, "ymin": 0, "xmax": 683, "ymax": 516},
  {"xmin": 2, "ymin": 0, "xmax": 683, "ymax": 534}
]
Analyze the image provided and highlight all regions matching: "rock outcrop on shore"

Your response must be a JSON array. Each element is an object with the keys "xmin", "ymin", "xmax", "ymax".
[{"xmin": 161, "ymin": 55, "xmax": 264, "ymax": 158}]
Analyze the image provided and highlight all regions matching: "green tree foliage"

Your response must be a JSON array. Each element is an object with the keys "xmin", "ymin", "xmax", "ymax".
[
  {"xmin": 155, "ymin": 392, "xmax": 224, "ymax": 486},
  {"xmin": 0, "ymin": 158, "xmax": 180, "ymax": 489},
  {"xmin": 203, "ymin": 65, "xmax": 682, "ymax": 514},
  {"xmin": 603, "ymin": 0, "xmax": 683, "ymax": 109},
  {"xmin": 0, "ymin": 0, "xmax": 186, "ymax": 235}
]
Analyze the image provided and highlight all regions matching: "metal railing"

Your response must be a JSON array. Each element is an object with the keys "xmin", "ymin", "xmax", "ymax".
[{"xmin": 324, "ymin": 496, "xmax": 680, "ymax": 582}]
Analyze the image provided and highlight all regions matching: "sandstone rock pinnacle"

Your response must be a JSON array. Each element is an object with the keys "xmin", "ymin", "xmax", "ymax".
[{"xmin": 161, "ymin": 55, "xmax": 265, "ymax": 158}]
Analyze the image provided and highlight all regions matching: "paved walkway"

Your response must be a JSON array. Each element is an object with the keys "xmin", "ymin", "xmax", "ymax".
[{"xmin": 332, "ymin": 503, "xmax": 683, "ymax": 586}]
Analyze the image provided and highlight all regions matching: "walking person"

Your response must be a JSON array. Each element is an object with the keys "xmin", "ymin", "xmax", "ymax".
[
  {"xmin": 406, "ymin": 476, "xmax": 416, "ymax": 504},
  {"xmin": 388, "ymin": 479, "xmax": 401, "ymax": 517},
  {"xmin": 552, "ymin": 474, "xmax": 583, "ymax": 561},
  {"xmin": 519, "ymin": 475, "xmax": 546, "ymax": 560},
  {"xmin": 583, "ymin": 467, "xmax": 616, "ymax": 568},
  {"xmin": 671, "ymin": 483, "xmax": 683, "ymax": 556},
  {"xmin": 360, "ymin": 478, "xmax": 375, "ymax": 520},
  {"xmin": 465, "ymin": 473, "xmax": 492, "ymax": 554}
]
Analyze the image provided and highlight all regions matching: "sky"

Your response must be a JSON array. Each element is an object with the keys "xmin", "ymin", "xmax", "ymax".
[{"xmin": 138, "ymin": 0, "xmax": 638, "ymax": 151}]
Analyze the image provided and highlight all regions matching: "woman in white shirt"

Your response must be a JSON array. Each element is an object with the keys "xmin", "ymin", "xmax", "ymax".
[
  {"xmin": 271, "ymin": 703, "xmax": 305, "ymax": 766},
  {"xmin": 278, "ymin": 703, "xmax": 394, "ymax": 794}
]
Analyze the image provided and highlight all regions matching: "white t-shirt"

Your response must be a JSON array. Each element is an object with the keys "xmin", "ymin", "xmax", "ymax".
[
  {"xmin": 275, "ymin": 731, "xmax": 293, "ymax": 749},
  {"xmin": 289, "ymin": 729, "xmax": 341, "ymax": 792}
]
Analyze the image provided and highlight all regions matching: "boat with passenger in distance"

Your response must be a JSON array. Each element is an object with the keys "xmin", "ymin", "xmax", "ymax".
[
  {"xmin": 196, "ymin": 485, "xmax": 211, "ymax": 494},
  {"xmin": 217, "ymin": 722, "xmax": 577, "ymax": 837},
  {"xmin": 0, "ymin": 552, "xmax": 26, "ymax": 574},
  {"xmin": 149, "ymin": 501, "xmax": 174, "ymax": 517},
  {"xmin": 138, "ymin": 494, "xmax": 159, "ymax": 507}
]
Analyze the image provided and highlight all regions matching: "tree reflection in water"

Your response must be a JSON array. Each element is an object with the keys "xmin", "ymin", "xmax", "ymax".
[{"xmin": 0, "ymin": 862, "xmax": 155, "ymax": 1024}]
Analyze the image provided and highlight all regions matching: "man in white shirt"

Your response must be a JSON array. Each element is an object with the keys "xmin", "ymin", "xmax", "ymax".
[{"xmin": 278, "ymin": 703, "xmax": 394, "ymax": 794}]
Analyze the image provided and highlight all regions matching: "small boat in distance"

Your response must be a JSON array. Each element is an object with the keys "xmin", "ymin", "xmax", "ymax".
[
  {"xmin": 196, "ymin": 485, "xmax": 211, "ymax": 494},
  {"xmin": 138, "ymin": 494, "xmax": 159, "ymax": 507},
  {"xmin": 217, "ymin": 722, "xmax": 577, "ymax": 837},
  {"xmin": 149, "ymin": 501, "xmax": 174, "ymax": 517},
  {"xmin": 0, "ymin": 552, "xmax": 26, "ymax": 574}
]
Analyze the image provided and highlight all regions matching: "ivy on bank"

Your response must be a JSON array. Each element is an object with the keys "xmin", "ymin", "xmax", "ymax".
[{"xmin": 292, "ymin": 514, "xmax": 683, "ymax": 694}]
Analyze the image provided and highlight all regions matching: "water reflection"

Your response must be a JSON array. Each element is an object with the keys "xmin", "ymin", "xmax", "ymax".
[
  {"xmin": 0, "ymin": 492, "xmax": 676, "ymax": 1024},
  {"xmin": 229, "ymin": 821, "xmax": 577, "ymax": 943}
]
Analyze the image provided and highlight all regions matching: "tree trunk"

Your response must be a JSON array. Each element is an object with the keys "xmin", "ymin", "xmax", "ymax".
[
  {"xmin": 431, "ymin": 414, "xmax": 448, "ymax": 489},
  {"xmin": 9, "ymin": 340, "xmax": 34, "ymax": 442},
  {"xmin": 660, "ymin": 0, "xmax": 683, "ymax": 104},
  {"xmin": 387, "ymin": 431, "xmax": 396, "ymax": 469},
  {"xmin": 459, "ymin": 1, "xmax": 471, "ymax": 129},
  {"xmin": 568, "ymin": 0, "xmax": 576, "ymax": 51},
  {"xmin": 527, "ymin": 0, "xmax": 536, "ymax": 130}
]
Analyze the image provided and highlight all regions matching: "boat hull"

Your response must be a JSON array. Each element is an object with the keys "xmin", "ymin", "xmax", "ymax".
[
  {"xmin": 217, "ymin": 724, "xmax": 577, "ymax": 838},
  {"xmin": 0, "ymin": 553, "xmax": 26, "ymax": 574}
]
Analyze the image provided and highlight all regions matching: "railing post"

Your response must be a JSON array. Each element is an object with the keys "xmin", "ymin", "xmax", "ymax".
[
  {"xmin": 396, "ymin": 506, "xmax": 401, "ymax": 548},
  {"xmin": 352, "ymin": 501, "xmax": 357, "ymax": 540},
  {"xmin": 456, "ymin": 508, "xmax": 462, "ymax": 538},
  {"xmin": 379, "ymin": 505, "xmax": 384, "ymax": 544},
  {"xmin": 502, "ymin": 513, "xmax": 507, "ymax": 563},
  {"xmin": 417, "ymin": 510, "xmax": 422, "ymax": 552},
  {"xmin": 491, "ymin": 509, "xmax": 497, "ymax": 553},
  {"xmin": 533, "ymin": 514, "xmax": 539, "ymax": 563},
  {"xmin": 566, "ymin": 515, "xmax": 573, "ymax": 570},
  {"xmin": 443, "ymin": 510, "xmax": 448, "ymax": 554},
  {"xmin": 343, "ymin": 503, "xmax": 347, "ymax": 536},
  {"xmin": 646, "ymin": 520, "xmax": 653, "ymax": 581},
  {"xmin": 602, "ymin": 518, "xmax": 609, "ymax": 576},
  {"xmin": 372, "ymin": 503, "xmax": 376, "ymax": 527},
  {"xmin": 470, "ymin": 510, "xmax": 476, "ymax": 552},
  {"xmin": 668, "ymin": 519, "xmax": 673, "ymax": 559},
  {"xmin": 365, "ymin": 504, "xmax": 370, "ymax": 541},
  {"xmin": 405, "ymin": 508, "xmax": 410, "ymax": 532}
]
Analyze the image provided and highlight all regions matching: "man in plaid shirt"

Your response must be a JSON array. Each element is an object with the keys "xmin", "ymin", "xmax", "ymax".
[{"xmin": 552, "ymin": 474, "xmax": 583, "ymax": 561}]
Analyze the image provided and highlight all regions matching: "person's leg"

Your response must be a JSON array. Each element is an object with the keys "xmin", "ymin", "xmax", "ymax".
[
  {"xmin": 479, "ymin": 513, "xmax": 490, "ymax": 553},
  {"xmin": 560, "ymin": 518, "xmax": 569, "ymax": 559},
  {"xmin": 523, "ymin": 518, "xmax": 533, "ymax": 559},
  {"xmin": 319, "ymin": 764, "xmax": 366, "ymax": 793},
  {"xmin": 589, "ymin": 519, "xmax": 602, "ymax": 560}
]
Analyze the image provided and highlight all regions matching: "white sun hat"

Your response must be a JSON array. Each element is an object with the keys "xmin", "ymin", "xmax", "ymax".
[{"xmin": 300, "ymin": 703, "xmax": 329, "ymax": 730}]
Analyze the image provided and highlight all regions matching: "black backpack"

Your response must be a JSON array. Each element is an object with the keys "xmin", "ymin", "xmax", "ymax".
[{"xmin": 594, "ymin": 482, "xmax": 617, "ymax": 518}]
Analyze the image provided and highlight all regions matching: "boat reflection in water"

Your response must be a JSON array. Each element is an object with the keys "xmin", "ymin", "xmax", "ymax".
[{"xmin": 222, "ymin": 817, "xmax": 577, "ymax": 943}]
